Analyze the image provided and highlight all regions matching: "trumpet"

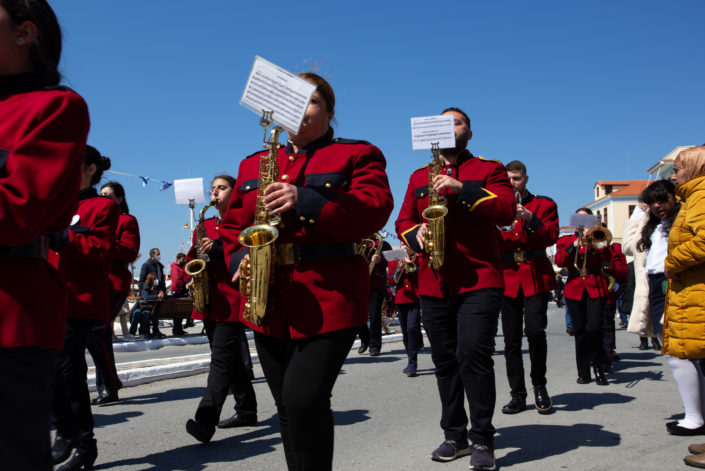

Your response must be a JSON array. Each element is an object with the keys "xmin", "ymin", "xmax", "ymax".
[
  {"xmin": 573, "ymin": 219, "xmax": 613, "ymax": 277},
  {"xmin": 392, "ymin": 254, "xmax": 417, "ymax": 284},
  {"xmin": 497, "ymin": 191, "xmax": 522, "ymax": 232}
]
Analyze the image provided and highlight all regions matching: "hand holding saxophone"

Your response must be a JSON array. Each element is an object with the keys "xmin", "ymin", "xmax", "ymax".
[
  {"xmin": 415, "ymin": 222, "xmax": 429, "ymax": 251},
  {"xmin": 431, "ymin": 174, "xmax": 462, "ymax": 194},
  {"xmin": 231, "ymin": 253, "xmax": 250, "ymax": 284},
  {"xmin": 199, "ymin": 237, "xmax": 214, "ymax": 253},
  {"xmin": 263, "ymin": 182, "xmax": 297, "ymax": 214}
]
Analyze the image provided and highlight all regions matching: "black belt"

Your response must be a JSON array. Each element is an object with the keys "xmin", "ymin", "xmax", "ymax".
[
  {"xmin": 0, "ymin": 236, "xmax": 47, "ymax": 259},
  {"xmin": 568, "ymin": 268, "xmax": 603, "ymax": 277},
  {"xmin": 275, "ymin": 242, "xmax": 359, "ymax": 266},
  {"xmin": 500, "ymin": 250, "xmax": 547, "ymax": 264}
]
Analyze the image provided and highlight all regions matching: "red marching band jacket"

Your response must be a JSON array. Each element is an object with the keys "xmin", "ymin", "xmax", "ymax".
[
  {"xmin": 606, "ymin": 242, "xmax": 628, "ymax": 305},
  {"xmin": 497, "ymin": 192, "xmax": 559, "ymax": 298},
  {"xmin": 0, "ymin": 80, "xmax": 89, "ymax": 349},
  {"xmin": 108, "ymin": 214, "xmax": 140, "ymax": 295},
  {"xmin": 187, "ymin": 216, "xmax": 242, "ymax": 322},
  {"xmin": 220, "ymin": 129, "xmax": 394, "ymax": 339},
  {"xmin": 395, "ymin": 151, "xmax": 515, "ymax": 298},
  {"xmin": 555, "ymin": 233, "xmax": 618, "ymax": 301},
  {"xmin": 48, "ymin": 189, "xmax": 119, "ymax": 322},
  {"xmin": 388, "ymin": 259, "xmax": 419, "ymax": 304}
]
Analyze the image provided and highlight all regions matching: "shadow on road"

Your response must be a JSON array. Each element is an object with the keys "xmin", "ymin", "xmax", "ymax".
[
  {"xmin": 496, "ymin": 423, "xmax": 620, "ymax": 467},
  {"xmin": 94, "ymin": 414, "xmax": 280, "ymax": 470},
  {"xmin": 112, "ymin": 387, "xmax": 206, "ymax": 406},
  {"xmin": 94, "ymin": 410, "xmax": 142, "ymax": 428},
  {"xmin": 550, "ymin": 392, "xmax": 635, "ymax": 412},
  {"xmin": 334, "ymin": 408, "xmax": 371, "ymax": 426}
]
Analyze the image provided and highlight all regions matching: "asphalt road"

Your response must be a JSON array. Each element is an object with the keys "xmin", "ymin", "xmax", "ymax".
[{"xmin": 82, "ymin": 305, "xmax": 699, "ymax": 470}]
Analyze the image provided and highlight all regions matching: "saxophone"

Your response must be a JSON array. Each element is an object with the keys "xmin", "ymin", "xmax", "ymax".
[
  {"xmin": 185, "ymin": 200, "xmax": 217, "ymax": 314},
  {"xmin": 238, "ymin": 111, "xmax": 282, "ymax": 326},
  {"xmin": 422, "ymin": 143, "xmax": 448, "ymax": 270}
]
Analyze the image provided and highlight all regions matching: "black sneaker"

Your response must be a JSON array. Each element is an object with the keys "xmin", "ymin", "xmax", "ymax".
[
  {"xmin": 430, "ymin": 439, "xmax": 471, "ymax": 462},
  {"xmin": 469, "ymin": 444, "xmax": 496, "ymax": 470}
]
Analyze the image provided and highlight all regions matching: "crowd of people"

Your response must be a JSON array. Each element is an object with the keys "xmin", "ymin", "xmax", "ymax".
[{"xmin": 2, "ymin": 2, "xmax": 705, "ymax": 470}]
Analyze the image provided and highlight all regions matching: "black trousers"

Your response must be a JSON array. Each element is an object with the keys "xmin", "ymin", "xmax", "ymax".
[
  {"xmin": 397, "ymin": 302, "xmax": 423, "ymax": 368},
  {"xmin": 500, "ymin": 290, "xmax": 549, "ymax": 397},
  {"xmin": 358, "ymin": 288, "xmax": 385, "ymax": 351},
  {"xmin": 53, "ymin": 318, "xmax": 104, "ymax": 453},
  {"xmin": 602, "ymin": 301, "xmax": 617, "ymax": 368},
  {"xmin": 255, "ymin": 328, "xmax": 356, "ymax": 471},
  {"xmin": 86, "ymin": 289, "xmax": 125, "ymax": 396},
  {"xmin": 566, "ymin": 294, "xmax": 607, "ymax": 378},
  {"xmin": 194, "ymin": 321, "xmax": 257, "ymax": 428},
  {"xmin": 421, "ymin": 289, "xmax": 502, "ymax": 447},
  {"xmin": 0, "ymin": 347, "xmax": 57, "ymax": 471}
]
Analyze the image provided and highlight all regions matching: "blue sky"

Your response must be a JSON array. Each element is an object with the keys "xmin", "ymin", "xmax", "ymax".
[{"xmin": 51, "ymin": 0, "xmax": 704, "ymax": 269}]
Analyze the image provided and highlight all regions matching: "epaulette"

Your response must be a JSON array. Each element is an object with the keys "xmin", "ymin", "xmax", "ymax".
[
  {"xmin": 333, "ymin": 137, "xmax": 372, "ymax": 145},
  {"xmin": 477, "ymin": 155, "xmax": 502, "ymax": 165},
  {"xmin": 534, "ymin": 194, "xmax": 555, "ymax": 202}
]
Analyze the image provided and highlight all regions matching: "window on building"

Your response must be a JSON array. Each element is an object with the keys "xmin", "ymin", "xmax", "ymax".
[
  {"xmin": 596, "ymin": 187, "xmax": 600, "ymax": 198},
  {"xmin": 605, "ymin": 185, "xmax": 613, "ymax": 194},
  {"xmin": 604, "ymin": 207, "xmax": 608, "ymax": 225}
]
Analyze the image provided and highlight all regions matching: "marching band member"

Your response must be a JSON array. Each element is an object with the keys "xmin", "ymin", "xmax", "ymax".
[
  {"xmin": 388, "ymin": 242, "xmax": 423, "ymax": 377},
  {"xmin": 185, "ymin": 175, "xmax": 258, "ymax": 443},
  {"xmin": 0, "ymin": 1, "xmax": 89, "ymax": 469},
  {"xmin": 220, "ymin": 72, "xmax": 393, "ymax": 470},
  {"xmin": 555, "ymin": 208, "xmax": 613, "ymax": 386},
  {"xmin": 86, "ymin": 181, "xmax": 140, "ymax": 406},
  {"xmin": 358, "ymin": 236, "xmax": 392, "ymax": 356},
  {"xmin": 395, "ymin": 107, "xmax": 514, "ymax": 470},
  {"xmin": 497, "ymin": 160, "xmax": 559, "ymax": 415},
  {"xmin": 49, "ymin": 146, "xmax": 119, "ymax": 470}
]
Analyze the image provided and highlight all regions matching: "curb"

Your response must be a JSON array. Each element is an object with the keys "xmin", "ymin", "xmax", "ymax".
[{"xmin": 90, "ymin": 333, "xmax": 409, "ymax": 391}]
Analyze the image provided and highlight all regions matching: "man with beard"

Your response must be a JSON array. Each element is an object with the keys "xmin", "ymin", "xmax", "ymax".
[{"xmin": 395, "ymin": 107, "xmax": 514, "ymax": 471}]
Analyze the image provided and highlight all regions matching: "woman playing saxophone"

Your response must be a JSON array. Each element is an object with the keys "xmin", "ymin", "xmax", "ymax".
[
  {"xmin": 184, "ymin": 175, "xmax": 257, "ymax": 444},
  {"xmin": 220, "ymin": 73, "xmax": 393, "ymax": 471}
]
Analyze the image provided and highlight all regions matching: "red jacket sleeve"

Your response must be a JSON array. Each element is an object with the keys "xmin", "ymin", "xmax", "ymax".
[
  {"xmin": 456, "ymin": 160, "xmax": 515, "ymax": 225},
  {"xmin": 60, "ymin": 199, "xmax": 120, "ymax": 267},
  {"xmin": 296, "ymin": 144, "xmax": 393, "ymax": 239},
  {"xmin": 526, "ymin": 199, "xmax": 559, "ymax": 249},
  {"xmin": 0, "ymin": 91, "xmax": 89, "ymax": 245},
  {"xmin": 114, "ymin": 215, "xmax": 140, "ymax": 264}
]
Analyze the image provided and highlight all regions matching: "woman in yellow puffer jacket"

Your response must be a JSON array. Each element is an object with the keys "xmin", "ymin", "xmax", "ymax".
[
  {"xmin": 661, "ymin": 147, "xmax": 705, "ymax": 468},
  {"xmin": 664, "ymin": 146, "xmax": 705, "ymax": 358}
]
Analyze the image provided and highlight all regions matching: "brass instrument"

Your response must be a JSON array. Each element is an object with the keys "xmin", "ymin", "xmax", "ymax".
[
  {"xmin": 573, "ymin": 218, "xmax": 613, "ymax": 277},
  {"xmin": 359, "ymin": 232, "xmax": 384, "ymax": 275},
  {"xmin": 497, "ymin": 191, "xmax": 522, "ymax": 232},
  {"xmin": 185, "ymin": 200, "xmax": 217, "ymax": 313},
  {"xmin": 238, "ymin": 111, "xmax": 282, "ymax": 326},
  {"xmin": 392, "ymin": 254, "xmax": 417, "ymax": 284},
  {"xmin": 422, "ymin": 142, "xmax": 448, "ymax": 270}
]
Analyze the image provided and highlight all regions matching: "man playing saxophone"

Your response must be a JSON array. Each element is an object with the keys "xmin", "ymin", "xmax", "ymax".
[
  {"xmin": 395, "ymin": 107, "xmax": 514, "ymax": 471},
  {"xmin": 220, "ymin": 73, "xmax": 393, "ymax": 471}
]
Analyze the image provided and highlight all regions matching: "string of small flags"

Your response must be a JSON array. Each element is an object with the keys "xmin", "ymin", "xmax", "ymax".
[{"xmin": 105, "ymin": 170, "xmax": 173, "ymax": 191}]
